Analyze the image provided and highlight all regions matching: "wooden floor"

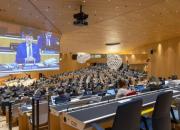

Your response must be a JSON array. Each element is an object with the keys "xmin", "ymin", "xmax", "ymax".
[
  {"xmin": 1, "ymin": 115, "xmax": 180, "ymax": 130},
  {"xmin": 0, "ymin": 126, "xmax": 19, "ymax": 130},
  {"xmin": 0, "ymin": 116, "xmax": 18, "ymax": 130}
]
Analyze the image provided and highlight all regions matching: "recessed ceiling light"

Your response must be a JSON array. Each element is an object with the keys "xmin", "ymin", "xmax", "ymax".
[
  {"xmin": 68, "ymin": 5, "xmax": 71, "ymax": 8},
  {"xmin": 18, "ymin": 7, "xmax": 22, "ymax": 10}
]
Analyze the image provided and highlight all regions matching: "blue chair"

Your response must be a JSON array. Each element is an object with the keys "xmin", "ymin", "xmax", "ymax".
[
  {"xmin": 92, "ymin": 98, "xmax": 143, "ymax": 130},
  {"xmin": 170, "ymin": 98, "xmax": 180, "ymax": 128},
  {"xmin": 141, "ymin": 91, "xmax": 173, "ymax": 130}
]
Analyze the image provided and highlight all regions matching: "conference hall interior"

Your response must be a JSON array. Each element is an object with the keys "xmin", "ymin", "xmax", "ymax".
[{"xmin": 1, "ymin": 0, "xmax": 180, "ymax": 130}]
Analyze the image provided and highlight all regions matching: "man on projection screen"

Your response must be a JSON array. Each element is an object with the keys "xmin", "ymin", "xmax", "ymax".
[
  {"xmin": 37, "ymin": 32, "xmax": 59, "ymax": 52},
  {"xmin": 16, "ymin": 33, "xmax": 40, "ymax": 64}
]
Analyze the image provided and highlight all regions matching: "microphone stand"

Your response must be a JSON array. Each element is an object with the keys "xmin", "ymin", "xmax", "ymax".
[{"xmin": 106, "ymin": 92, "xmax": 113, "ymax": 103}]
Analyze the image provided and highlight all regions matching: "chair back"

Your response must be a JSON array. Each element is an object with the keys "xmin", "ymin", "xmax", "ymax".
[
  {"xmin": 34, "ymin": 101, "xmax": 48, "ymax": 125},
  {"xmin": 112, "ymin": 98, "xmax": 142, "ymax": 130},
  {"xmin": 152, "ymin": 91, "xmax": 173, "ymax": 130},
  {"xmin": 12, "ymin": 104, "xmax": 20, "ymax": 118}
]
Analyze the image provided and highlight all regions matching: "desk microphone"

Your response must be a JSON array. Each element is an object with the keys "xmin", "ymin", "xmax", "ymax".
[
  {"xmin": 106, "ymin": 92, "xmax": 113, "ymax": 103},
  {"xmin": 66, "ymin": 102, "xmax": 70, "ymax": 112}
]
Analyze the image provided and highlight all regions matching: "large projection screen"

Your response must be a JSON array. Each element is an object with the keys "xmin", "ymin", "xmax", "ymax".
[{"xmin": 0, "ymin": 31, "xmax": 60, "ymax": 73}]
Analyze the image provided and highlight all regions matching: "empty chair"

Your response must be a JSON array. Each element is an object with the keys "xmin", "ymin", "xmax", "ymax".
[
  {"xmin": 170, "ymin": 97, "xmax": 180, "ymax": 128},
  {"xmin": 141, "ymin": 91, "xmax": 173, "ymax": 130},
  {"xmin": 92, "ymin": 98, "xmax": 143, "ymax": 130},
  {"xmin": 11, "ymin": 103, "xmax": 20, "ymax": 126},
  {"xmin": 28, "ymin": 101, "xmax": 49, "ymax": 130}
]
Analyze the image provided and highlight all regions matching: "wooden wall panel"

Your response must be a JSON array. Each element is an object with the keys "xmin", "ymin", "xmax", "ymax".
[{"xmin": 133, "ymin": 37, "xmax": 180, "ymax": 78}]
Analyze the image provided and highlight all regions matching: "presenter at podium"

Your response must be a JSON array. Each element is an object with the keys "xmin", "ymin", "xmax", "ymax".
[{"xmin": 16, "ymin": 34, "xmax": 41, "ymax": 64}]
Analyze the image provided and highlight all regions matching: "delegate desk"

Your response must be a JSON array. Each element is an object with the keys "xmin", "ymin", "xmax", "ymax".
[
  {"xmin": 62, "ymin": 87, "xmax": 180, "ymax": 130},
  {"xmin": 18, "ymin": 105, "xmax": 32, "ymax": 130},
  {"xmin": 18, "ymin": 95, "xmax": 101, "ymax": 130},
  {"xmin": 50, "ymin": 95, "xmax": 101, "ymax": 130}
]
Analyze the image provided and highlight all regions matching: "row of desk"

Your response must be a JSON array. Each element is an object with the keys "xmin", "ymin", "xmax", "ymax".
[
  {"xmin": 62, "ymin": 88, "xmax": 180, "ymax": 130},
  {"xmin": 17, "ymin": 86, "xmax": 180, "ymax": 130},
  {"xmin": 18, "ymin": 95, "xmax": 101, "ymax": 130}
]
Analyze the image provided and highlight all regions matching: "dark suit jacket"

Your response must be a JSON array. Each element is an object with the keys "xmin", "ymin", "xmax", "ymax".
[
  {"xmin": 16, "ymin": 42, "xmax": 40, "ymax": 64},
  {"xmin": 37, "ymin": 34, "xmax": 59, "ymax": 51},
  {"xmin": 55, "ymin": 95, "xmax": 70, "ymax": 104}
]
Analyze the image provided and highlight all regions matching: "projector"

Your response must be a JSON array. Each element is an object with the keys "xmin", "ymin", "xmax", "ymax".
[{"xmin": 73, "ymin": 5, "xmax": 88, "ymax": 26}]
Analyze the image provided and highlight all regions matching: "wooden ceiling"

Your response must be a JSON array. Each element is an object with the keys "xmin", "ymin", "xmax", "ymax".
[{"xmin": 0, "ymin": 0, "xmax": 180, "ymax": 53}]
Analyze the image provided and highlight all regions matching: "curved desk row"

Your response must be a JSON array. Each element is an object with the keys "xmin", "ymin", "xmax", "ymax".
[
  {"xmin": 62, "ymin": 87, "xmax": 180, "ymax": 130},
  {"xmin": 18, "ymin": 95, "xmax": 100, "ymax": 130},
  {"xmin": 17, "ymin": 86, "xmax": 180, "ymax": 130}
]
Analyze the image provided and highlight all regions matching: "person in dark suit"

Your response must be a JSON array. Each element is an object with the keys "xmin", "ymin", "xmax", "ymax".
[
  {"xmin": 16, "ymin": 34, "xmax": 40, "ymax": 64},
  {"xmin": 55, "ymin": 90, "xmax": 70, "ymax": 104},
  {"xmin": 37, "ymin": 32, "xmax": 59, "ymax": 51}
]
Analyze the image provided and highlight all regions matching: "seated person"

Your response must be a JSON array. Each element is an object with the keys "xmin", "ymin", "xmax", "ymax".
[
  {"xmin": 16, "ymin": 34, "xmax": 40, "ymax": 64},
  {"xmin": 146, "ymin": 83, "xmax": 160, "ymax": 91},
  {"xmin": 55, "ymin": 90, "xmax": 70, "ymax": 104},
  {"xmin": 84, "ymin": 88, "xmax": 92, "ymax": 95},
  {"xmin": 33, "ymin": 87, "xmax": 42, "ymax": 99},
  {"xmin": 70, "ymin": 89, "xmax": 79, "ymax": 96},
  {"xmin": 37, "ymin": 32, "xmax": 59, "ymax": 51},
  {"xmin": 116, "ymin": 79, "xmax": 136, "ymax": 98},
  {"xmin": 116, "ymin": 88, "xmax": 131, "ymax": 98}
]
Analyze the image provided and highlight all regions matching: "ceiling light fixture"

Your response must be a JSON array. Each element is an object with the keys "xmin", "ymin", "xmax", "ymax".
[
  {"xmin": 107, "ymin": 54, "xmax": 122, "ymax": 70},
  {"xmin": 105, "ymin": 42, "xmax": 120, "ymax": 46}
]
